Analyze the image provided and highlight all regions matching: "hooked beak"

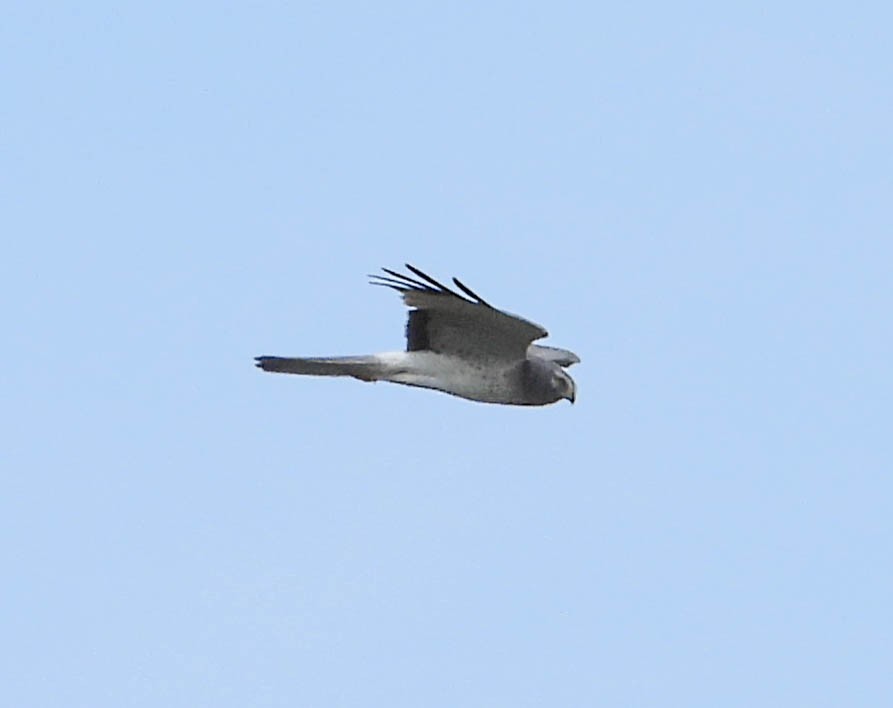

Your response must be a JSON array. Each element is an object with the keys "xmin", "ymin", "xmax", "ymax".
[{"xmin": 560, "ymin": 373, "xmax": 576, "ymax": 404}]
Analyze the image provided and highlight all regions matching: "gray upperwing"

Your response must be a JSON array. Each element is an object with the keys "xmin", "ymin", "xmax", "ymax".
[{"xmin": 527, "ymin": 344, "xmax": 580, "ymax": 367}]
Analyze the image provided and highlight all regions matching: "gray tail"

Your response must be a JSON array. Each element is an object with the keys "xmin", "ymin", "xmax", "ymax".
[{"xmin": 255, "ymin": 355, "xmax": 384, "ymax": 381}]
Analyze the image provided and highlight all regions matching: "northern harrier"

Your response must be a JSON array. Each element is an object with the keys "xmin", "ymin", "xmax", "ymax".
[{"xmin": 255, "ymin": 265, "xmax": 579, "ymax": 406}]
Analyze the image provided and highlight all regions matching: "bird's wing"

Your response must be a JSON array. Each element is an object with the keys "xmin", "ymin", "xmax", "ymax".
[
  {"xmin": 370, "ymin": 264, "xmax": 548, "ymax": 362},
  {"xmin": 528, "ymin": 344, "xmax": 581, "ymax": 367}
]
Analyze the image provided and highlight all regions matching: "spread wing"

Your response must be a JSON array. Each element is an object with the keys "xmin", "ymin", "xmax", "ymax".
[
  {"xmin": 528, "ymin": 344, "xmax": 581, "ymax": 368},
  {"xmin": 370, "ymin": 264, "xmax": 548, "ymax": 362}
]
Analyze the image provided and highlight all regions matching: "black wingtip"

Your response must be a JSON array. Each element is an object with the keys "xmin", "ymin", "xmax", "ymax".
[
  {"xmin": 452, "ymin": 276, "xmax": 491, "ymax": 306},
  {"xmin": 403, "ymin": 264, "xmax": 464, "ymax": 298},
  {"xmin": 372, "ymin": 265, "xmax": 488, "ymax": 307}
]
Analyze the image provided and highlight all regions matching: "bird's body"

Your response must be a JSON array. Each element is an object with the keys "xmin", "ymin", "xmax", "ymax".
[{"xmin": 255, "ymin": 265, "xmax": 579, "ymax": 406}]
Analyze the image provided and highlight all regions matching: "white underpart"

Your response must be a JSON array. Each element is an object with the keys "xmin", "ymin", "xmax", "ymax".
[{"xmin": 372, "ymin": 350, "xmax": 516, "ymax": 403}]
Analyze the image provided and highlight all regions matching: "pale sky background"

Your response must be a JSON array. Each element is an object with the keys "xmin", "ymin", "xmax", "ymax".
[{"xmin": 3, "ymin": 3, "xmax": 891, "ymax": 707}]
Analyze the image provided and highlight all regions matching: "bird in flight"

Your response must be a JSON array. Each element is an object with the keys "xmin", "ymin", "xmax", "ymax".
[{"xmin": 255, "ymin": 265, "xmax": 579, "ymax": 406}]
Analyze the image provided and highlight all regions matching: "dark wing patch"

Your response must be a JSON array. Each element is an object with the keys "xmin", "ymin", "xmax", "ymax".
[
  {"xmin": 369, "ymin": 263, "xmax": 464, "ymax": 352},
  {"xmin": 406, "ymin": 309, "xmax": 430, "ymax": 351},
  {"xmin": 370, "ymin": 265, "xmax": 548, "ymax": 361}
]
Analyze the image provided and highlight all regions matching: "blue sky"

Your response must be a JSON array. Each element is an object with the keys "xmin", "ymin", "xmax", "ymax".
[{"xmin": 3, "ymin": 3, "xmax": 891, "ymax": 706}]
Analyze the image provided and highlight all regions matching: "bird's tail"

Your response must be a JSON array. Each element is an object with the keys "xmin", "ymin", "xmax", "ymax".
[{"xmin": 254, "ymin": 355, "xmax": 388, "ymax": 382}]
